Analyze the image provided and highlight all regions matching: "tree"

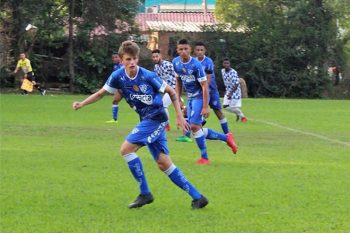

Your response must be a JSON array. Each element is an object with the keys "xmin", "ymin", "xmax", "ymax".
[{"xmin": 214, "ymin": 0, "xmax": 343, "ymax": 98}]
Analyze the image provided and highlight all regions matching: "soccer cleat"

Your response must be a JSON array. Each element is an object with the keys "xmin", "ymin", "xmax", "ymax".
[
  {"xmin": 106, "ymin": 119, "xmax": 118, "ymax": 123},
  {"xmin": 196, "ymin": 158, "xmax": 210, "ymax": 165},
  {"xmin": 241, "ymin": 117, "xmax": 247, "ymax": 123},
  {"xmin": 191, "ymin": 195, "xmax": 209, "ymax": 209},
  {"xmin": 226, "ymin": 133, "xmax": 238, "ymax": 154},
  {"xmin": 236, "ymin": 115, "xmax": 240, "ymax": 122},
  {"xmin": 176, "ymin": 135, "xmax": 193, "ymax": 142},
  {"xmin": 165, "ymin": 124, "xmax": 171, "ymax": 131},
  {"xmin": 128, "ymin": 193, "xmax": 154, "ymax": 209}
]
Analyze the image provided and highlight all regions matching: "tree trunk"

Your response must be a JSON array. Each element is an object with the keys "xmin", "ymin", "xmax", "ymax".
[{"xmin": 68, "ymin": 0, "xmax": 75, "ymax": 92}]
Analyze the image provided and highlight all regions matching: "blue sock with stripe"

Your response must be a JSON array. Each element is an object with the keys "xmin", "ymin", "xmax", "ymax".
[
  {"xmin": 164, "ymin": 164, "xmax": 201, "ymax": 199},
  {"xmin": 112, "ymin": 105, "xmax": 119, "ymax": 121},
  {"xmin": 220, "ymin": 118, "xmax": 229, "ymax": 134},
  {"xmin": 193, "ymin": 129, "xmax": 208, "ymax": 159},
  {"xmin": 203, "ymin": 128, "xmax": 227, "ymax": 142},
  {"xmin": 123, "ymin": 153, "xmax": 150, "ymax": 195}
]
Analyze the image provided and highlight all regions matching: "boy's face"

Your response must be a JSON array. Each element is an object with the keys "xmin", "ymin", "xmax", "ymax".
[
  {"xmin": 112, "ymin": 54, "xmax": 120, "ymax": 64},
  {"xmin": 20, "ymin": 53, "xmax": 26, "ymax": 60},
  {"xmin": 121, "ymin": 53, "xmax": 138, "ymax": 72},
  {"xmin": 151, "ymin": 53, "xmax": 161, "ymax": 64},
  {"xmin": 194, "ymin": 45, "xmax": 205, "ymax": 59},
  {"xmin": 177, "ymin": 44, "xmax": 191, "ymax": 59},
  {"xmin": 223, "ymin": 60, "xmax": 231, "ymax": 69}
]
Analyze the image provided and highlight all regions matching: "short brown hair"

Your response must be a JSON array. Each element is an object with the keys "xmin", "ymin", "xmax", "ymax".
[{"xmin": 118, "ymin": 41, "xmax": 140, "ymax": 58}]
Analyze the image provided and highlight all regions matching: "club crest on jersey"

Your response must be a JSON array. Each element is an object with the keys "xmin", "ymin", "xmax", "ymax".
[
  {"xmin": 139, "ymin": 84, "xmax": 149, "ymax": 93},
  {"xmin": 133, "ymin": 85, "xmax": 139, "ymax": 92},
  {"xmin": 130, "ymin": 94, "xmax": 153, "ymax": 105}
]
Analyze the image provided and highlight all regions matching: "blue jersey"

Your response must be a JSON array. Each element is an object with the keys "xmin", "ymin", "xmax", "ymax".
[
  {"xmin": 112, "ymin": 63, "xmax": 123, "ymax": 72},
  {"xmin": 104, "ymin": 67, "xmax": 168, "ymax": 121},
  {"xmin": 196, "ymin": 56, "xmax": 218, "ymax": 93},
  {"xmin": 172, "ymin": 56, "xmax": 206, "ymax": 100}
]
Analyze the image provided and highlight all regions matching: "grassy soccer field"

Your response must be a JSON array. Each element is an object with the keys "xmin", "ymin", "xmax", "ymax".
[{"xmin": 1, "ymin": 94, "xmax": 349, "ymax": 233}]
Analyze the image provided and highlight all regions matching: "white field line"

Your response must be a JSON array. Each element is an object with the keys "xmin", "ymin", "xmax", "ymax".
[{"xmin": 251, "ymin": 118, "xmax": 350, "ymax": 148}]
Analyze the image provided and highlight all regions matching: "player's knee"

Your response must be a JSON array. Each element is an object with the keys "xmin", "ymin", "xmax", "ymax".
[{"xmin": 191, "ymin": 124, "xmax": 201, "ymax": 132}]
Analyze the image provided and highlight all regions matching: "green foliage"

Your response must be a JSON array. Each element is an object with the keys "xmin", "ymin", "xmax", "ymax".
[{"xmin": 212, "ymin": 0, "xmax": 346, "ymax": 98}]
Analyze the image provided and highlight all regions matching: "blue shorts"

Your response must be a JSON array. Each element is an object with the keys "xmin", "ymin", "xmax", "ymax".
[
  {"xmin": 126, "ymin": 119, "xmax": 169, "ymax": 160},
  {"xmin": 209, "ymin": 90, "xmax": 222, "ymax": 110},
  {"xmin": 187, "ymin": 98, "xmax": 204, "ymax": 125}
]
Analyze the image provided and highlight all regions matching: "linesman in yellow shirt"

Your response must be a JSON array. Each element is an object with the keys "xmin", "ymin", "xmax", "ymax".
[{"xmin": 13, "ymin": 52, "xmax": 46, "ymax": 95}]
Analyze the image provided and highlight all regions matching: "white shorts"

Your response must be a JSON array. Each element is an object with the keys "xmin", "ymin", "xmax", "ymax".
[
  {"xmin": 162, "ymin": 93, "xmax": 172, "ymax": 108},
  {"xmin": 223, "ymin": 95, "xmax": 242, "ymax": 108}
]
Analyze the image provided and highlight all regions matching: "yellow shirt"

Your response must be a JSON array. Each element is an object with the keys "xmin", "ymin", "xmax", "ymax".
[{"xmin": 16, "ymin": 58, "xmax": 33, "ymax": 73}]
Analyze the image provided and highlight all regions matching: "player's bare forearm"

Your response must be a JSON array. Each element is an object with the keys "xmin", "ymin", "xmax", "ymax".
[
  {"xmin": 166, "ymin": 85, "xmax": 190, "ymax": 131},
  {"xmin": 166, "ymin": 85, "xmax": 181, "ymax": 115},
  {"xmin": 200, "ymin": 81, "xmax": 209, "ymax": 118},
  {"xmin": 72, "ymin": 88, "xmax": 107, "ymax": 110},
  {"xmin": 175, "ymin": 76, "xmax": 183, "ymax": 104}
]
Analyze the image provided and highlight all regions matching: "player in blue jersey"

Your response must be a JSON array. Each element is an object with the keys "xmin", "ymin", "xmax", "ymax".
[
  {"xmin": 194, "ymin": 42, "xmax": 230, "ymax": 133},
  {"xmin": 151, "ymin": 49, "xmax": 177, "ymax": 131},
  {"xmin": 222, "ymin": 58, "xmax": 247, "ymax": 122},
  {"xmin": 173, "ymin": 39, "xmax": 238, "ymax": 165},
  {"xmin": 72, "ymin": 41, "xmax": 208, "ymax": 209},
  {"xmin": 106, "ymin": 52, "xmax": 123, "ymax": 124}
]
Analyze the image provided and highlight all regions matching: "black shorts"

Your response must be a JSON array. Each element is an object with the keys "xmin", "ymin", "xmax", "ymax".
[{"xmin": 26, "ymin": 72, "xmax": 35, "ymax": 82}]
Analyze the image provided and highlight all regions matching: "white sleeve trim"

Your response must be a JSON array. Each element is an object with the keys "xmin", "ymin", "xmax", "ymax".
[
  {"xmin": 103, "ymin": 84, "xmax": 117, "ymax": 94},
  {"xmin": 159, "ymin": 80, "xmax": 167, "ymax": 93},
  {"xmin": 198, "ymin": 76, "xmax": 207, "ymax": 82}
]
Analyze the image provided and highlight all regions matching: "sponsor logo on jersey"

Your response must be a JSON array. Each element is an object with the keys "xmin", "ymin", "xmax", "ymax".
[
  {"xmin": 180, "ymin": 75, "xmax": 196, "ymax": 82},
  {"xmin": 130, "ymin": 94, "xmax": 153, "ymax": 105}
]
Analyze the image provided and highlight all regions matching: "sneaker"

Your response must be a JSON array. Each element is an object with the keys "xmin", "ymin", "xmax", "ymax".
[
  {"xmin": 165, "ymin": 124, "xmax": 170, "ymax": 131},
  {"xmin": 106, "ymin": 119, "xmax": 118, "ymax": 123},
  {"xmin": 176, "ymin": 135, "xmax": 193, "ymax": 142},
  {"xmin": 241, "ymin": 117, "xmax": 247, "ymax": 123},
  {"xmin": 196, "ymin": 158, "xmax": 210, "ymax": 165},
  {"xmin": 41, "ymin": 90, "xmax": 46, "ymax": 96},
  {"xmin": 128, "ymin": 193, "xmax": 154, "ymax": 209},
  {"xmin": 192, "ymin": 195, "xmax": 209, "ymax": 209},
  {"xmin": 226, "ymin": 133, "xmax": 238, "ymax": 154}
]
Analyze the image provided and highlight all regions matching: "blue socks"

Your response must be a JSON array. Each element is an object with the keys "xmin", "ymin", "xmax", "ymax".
[
  {"xmin": 123, "ymin": 153, "xmax": 150, "ymax": 195},
  {"xmin": 203, "ymin": 128, "xmax": 227, "ymax": 142},
  {"xmin": 164, "ymin": 164, "xmax": 201, "ymax": 200},
  {"xmin": 220, "ymin": 118, "xmax": 229, "ymax": 134},
  {"xmin": 193, "ymin": 129, "xmax": 208, "ymax": 159},
  {"xmin": 112, "ymin": 104, "xmax": 119, "ymax": 121}
]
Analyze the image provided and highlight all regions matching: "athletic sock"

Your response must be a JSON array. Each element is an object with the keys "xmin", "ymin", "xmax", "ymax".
[
  {"xmin": 164, "ymin": 164, "xmax": 201, "ymax": 200},
  {"xmin": 112, "ymin": 105, "xmax": 119, "ymax": 121},
  {"xmin": 184, "ymin": 131, "xmax": 191, "ymax": 138},
  {"xmin": 203, "ymin": 128, "xmax": 227, "ymax": 142},
  {"xmin": 193, "ymin": 129, "xmax": 208, "ymax": 159},
  {"xmin": 123, "ymin": 153, "xmax": 150, "ymax": 195},
  {"xmin": 220, "ymin": 118, "xmax": 229, "ymax": 134}
]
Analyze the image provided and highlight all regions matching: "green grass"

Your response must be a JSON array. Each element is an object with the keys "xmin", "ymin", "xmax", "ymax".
[{"xmin": 1, "ymin": 94, "xmax": 350, "ymax": 233}]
